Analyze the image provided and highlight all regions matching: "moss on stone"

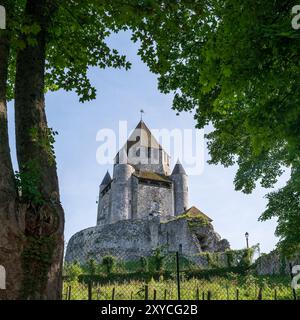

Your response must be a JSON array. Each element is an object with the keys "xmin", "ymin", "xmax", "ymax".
[{"xmin": 174, "ymin": 212, "xmax": 211, "ymax": 228}]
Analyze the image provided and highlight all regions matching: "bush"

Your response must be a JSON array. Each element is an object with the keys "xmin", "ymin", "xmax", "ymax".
[
  {"xmin": 102, "ymin": 256, "xmax": 116, "ymax": 275},
  {"xmin": 153, "ymin": 248, "xmax": 165, "ymax": 273},
  {"xmin": 63, "ymin": 261, "xmax": 83, "ymax": 282},
  {"xmin": 140, "ymin": 257, "xmax": 148, "ymax": 272}
]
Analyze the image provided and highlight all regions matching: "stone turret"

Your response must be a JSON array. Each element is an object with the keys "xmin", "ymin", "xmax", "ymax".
[
  {"xmin": 97, "ymin": 171, "xmax": 112, "ymax": 225},
  {"xmin": 110, "ymin": 148, "xmax": 135, "ymax": 223},
  {"xmin": 171, "ymin": 160, "xmax": 189, "ymax": 216}
]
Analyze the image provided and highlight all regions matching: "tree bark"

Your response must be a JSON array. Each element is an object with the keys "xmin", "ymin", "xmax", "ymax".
[
  {"xmin": 0, "ymin": 2, "xmax": 25, "ymax": 300},
  {"xmin": 14, "ymin": 0, "xmax": 64, "ymax": 299}
]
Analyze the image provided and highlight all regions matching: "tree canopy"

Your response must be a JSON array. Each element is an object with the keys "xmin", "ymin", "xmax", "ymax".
[
  {"xmin": 0, "ymin": 0, "xmax": 202, "ymax": 299},
  {"xmin": 132, "ymin": 0, "xmax": 300, "ymax": 256}
]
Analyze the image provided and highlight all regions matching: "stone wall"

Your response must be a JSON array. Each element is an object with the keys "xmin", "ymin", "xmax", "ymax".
[
  {"xmin": 65, "ymin": 215, "xmax": 230, "ymax": 265},
  {"xmin": 135, "ymin": 182, "xmax": 174, "ymax": 219},
  {"xmin": 96, "ymin": 189, "xmax": 111, "ymax": 226},
  {"xmin": 255, "ymin": 250, "xmax": 300, "ymax": 275}
]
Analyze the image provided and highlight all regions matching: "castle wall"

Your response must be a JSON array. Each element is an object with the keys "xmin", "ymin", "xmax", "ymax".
[
  {"xmin": 66, "ymin": 217, "xmax": 202, "ymax": 264},
  {"xmin": 135, "ymin": 182, "xmax": 174, "ymax": 219},
  {"xmin": 127, "ymin": 146, "xmax": 171, "ymax": 175}
]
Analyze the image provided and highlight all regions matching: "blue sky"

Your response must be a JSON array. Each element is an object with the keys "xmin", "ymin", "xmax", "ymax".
[{"xmin": 7, "ymin": 32, "xmax": 289, "ymax": 254}]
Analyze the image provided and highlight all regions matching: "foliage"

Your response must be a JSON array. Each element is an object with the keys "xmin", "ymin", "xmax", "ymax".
[
  {"xmin": 197, "ymin": 247, "xmax": 256, "ymax": 269},
  {"xmin": 84, "ymin": 259, "xmax": 97, "ymax": 276},
  {"xmin": 175, "ymin": 212, "xmax": 211, "ymax": 227},
  {"xmin": 152, "ymin": 247, "xmax": 166, "ymax": 273},
  {"xmin": 139, "ymin": 257, "xmax": 148, "ymax": 273},
  {"xmin": 63, "ymin": 261, "xmax": 82, "ymax": 283},
  {"xmin": 5, "ymin": 0, "xmax": 201, "ymax": 102},
  {"xmin": 29, "ymin": 127, "xmax": 58, "ymax": 165},
  {"xmin": 21, "ymin": 235, "xmax": 56, "ymax": 299},
  {"xmin": 132, "ymin": 0, "xmax": 300, "ymax": 255},
  {"xmin": 63, "ymin": 274, "xmax": 296, "ymax": 300},
  {"xmin": 15, "ymin": 160, "xmax": 44, "ymax": 205},
  {"xmin": 102, "ymin": 255, "xmax": 116, "ymax": 275}
]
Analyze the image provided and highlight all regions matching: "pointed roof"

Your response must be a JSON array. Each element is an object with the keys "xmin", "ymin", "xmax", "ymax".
[
  {"xmin": 100, "ymin": 171, "xmax": 112, "ymax": 186},
  {"xmin": 181, "ymin": 206, "xmax": 213, "ymax": 222},
  {"xmin": 115, "ymin": 120, "xmax": 170, "ymax": 161},
  {"xmin": 127, "ymin": 120, "xmax": 162, "ymax": 150},
  {"xmin": 171, "ymin": 160, "xmax": 187, "ymax": 175}
]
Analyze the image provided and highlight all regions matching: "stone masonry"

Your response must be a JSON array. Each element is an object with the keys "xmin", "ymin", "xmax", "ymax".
[{"xmin": 66, "ymin": 120, "xmax": 230, "ymax": 264}]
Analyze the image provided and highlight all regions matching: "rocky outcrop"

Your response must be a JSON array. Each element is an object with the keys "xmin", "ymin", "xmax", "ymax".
[{"xmin": 65, "ymin": 214, "xmax": 230, "ymax": 264}]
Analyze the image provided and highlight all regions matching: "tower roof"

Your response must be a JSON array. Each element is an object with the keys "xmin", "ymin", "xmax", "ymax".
[
  {"xmin": 100, "ymin": 171, "xmax": 112, "ymax": 186},
  {"xmin": 181, "ymin": 206, "xmax": 213, "ymax": 222},
  {"xmin": 126, "ymin": 120, "xmax": 163, "ymax": 151},
  {"xmin": 115, "ymin": 120, "xmax": 170, "ymax": 160},
  {"xmin": 171, "ymin": 160, "xmax": 187, "ymax": 175}
]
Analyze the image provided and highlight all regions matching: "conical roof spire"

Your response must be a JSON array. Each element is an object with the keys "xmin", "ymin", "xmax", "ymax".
[
  {"xmin": 171, "ymin": 160, "xmax": 187, "ymax": 175},
  {"xmin": 100, "ymin": 171, "xmax": 112, "ymax": 186}
]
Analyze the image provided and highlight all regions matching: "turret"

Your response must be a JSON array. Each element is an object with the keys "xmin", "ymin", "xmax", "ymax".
[
  {"xmin": 97, "ymin": 171, "xmax": 112, "ymax": 225},
  {"xmin": 171, "ymin": 160, "xmax": 189, "ymax": 216},
  {"xmin": 110, "ymin": 149, "xmax": 135, "ymax": 223}
]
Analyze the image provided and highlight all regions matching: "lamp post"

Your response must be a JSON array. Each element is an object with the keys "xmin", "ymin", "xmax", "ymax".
[{"xmin": 245, "ymin": 232, "xmax": 249, "ymax": 249}]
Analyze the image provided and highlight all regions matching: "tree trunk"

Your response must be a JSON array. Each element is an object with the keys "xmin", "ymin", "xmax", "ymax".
[
  {"xmin": 0, "ymin": 1, "xmax": 25, "ymax": 300},
  {"xmin": 14, "ymin": 0, "xmax": 64, "ymax": 299}
]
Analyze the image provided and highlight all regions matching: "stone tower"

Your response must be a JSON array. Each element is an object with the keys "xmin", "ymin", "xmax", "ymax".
[
  {"xmin": 110, "ymin": 160, "xmax": 135, "ymax": 224},
  {"xmin": 96, "ymin": 171, "xmax": 112, "ymax": 225},
  {"xmin": 96, "ymin": 120, "xmax": 189, "ymax": 226},
  {"xmin": 171, "ymin": 160, "xmax": 189, "ymax": 216}
]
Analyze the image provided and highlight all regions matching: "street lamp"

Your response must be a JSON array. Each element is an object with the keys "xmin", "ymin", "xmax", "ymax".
[{"xmin": 245, "ymin": 232, "xmax": 249, "ymax": 249}]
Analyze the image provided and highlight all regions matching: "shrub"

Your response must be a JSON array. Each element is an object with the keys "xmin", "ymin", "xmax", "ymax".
[
  {"xmin": 139, "ymin": 257, "xmax": 148, "ymax": 272},
  {"xmin": 102, "ymin": 256, "xmax": 116, "ymax": 275}
]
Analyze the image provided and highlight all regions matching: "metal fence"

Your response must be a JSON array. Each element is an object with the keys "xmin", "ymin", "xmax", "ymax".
[{"xmin": 62, "ymin": 252, "xmax": 299, "ymax": 300}]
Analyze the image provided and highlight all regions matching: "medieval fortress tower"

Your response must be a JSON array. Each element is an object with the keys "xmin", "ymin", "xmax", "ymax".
[
  {"xmin": 97, "ymin": 120, "xmax": 189, "ymax": 226},
  {"xmin": 66, "ymin": 119, "xmax": 229, "ymax": 264}
]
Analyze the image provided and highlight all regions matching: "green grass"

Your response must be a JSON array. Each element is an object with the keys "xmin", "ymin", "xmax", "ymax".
[{"xmin": 63, "ymin": 274, "xmax": 298, "ymax": 300}]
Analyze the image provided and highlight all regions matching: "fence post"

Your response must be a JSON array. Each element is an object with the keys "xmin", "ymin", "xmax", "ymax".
[
  {"xmin": 257, "ymin": 288, "xmax": 263, "ymax": 300},
  {"xmin": 112, "ymin": 287, "xmax": 115, "ymax": 300},
  {"xmin": 164, "ymin": 289, "xmax": 167, "ymax": 300},
  {"xmin": 176, "ymin": 251, "xmax": 181, "ymax": 300},
  {"xmin": 289, "ymin": 263, "xmax": 297, "ymax": 300},
  {"xmin": 207, "ymin": 291, "xmax": 211, "ymax": 300},
  {"xmin": 196, "ymin": 287, "xmax": 199, "ymax": 300},
  {"xmin": 67, "ymin": 286, "xmax": 72, "ymax": 300},
  {"xmin": 236, "ymin": 289, "xmax": 239, "ymax": 300},
  {"xmin": 274, "ymin": 289, "xmax": 277, "ymax": 300},
  {"xmin": 145, "ymin": 284, "xmax": 149, "ymax": 300},
  {"xmin": 88, "ymin": 281, "xmax": 92, "ymax": 300},
  {"xmin": 202, "ymin": 292, "xmax": 205, "ymax": 300},
  {"xmin": 153, "ymin": 289, "xmax": 157, "ymax": 300}
]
